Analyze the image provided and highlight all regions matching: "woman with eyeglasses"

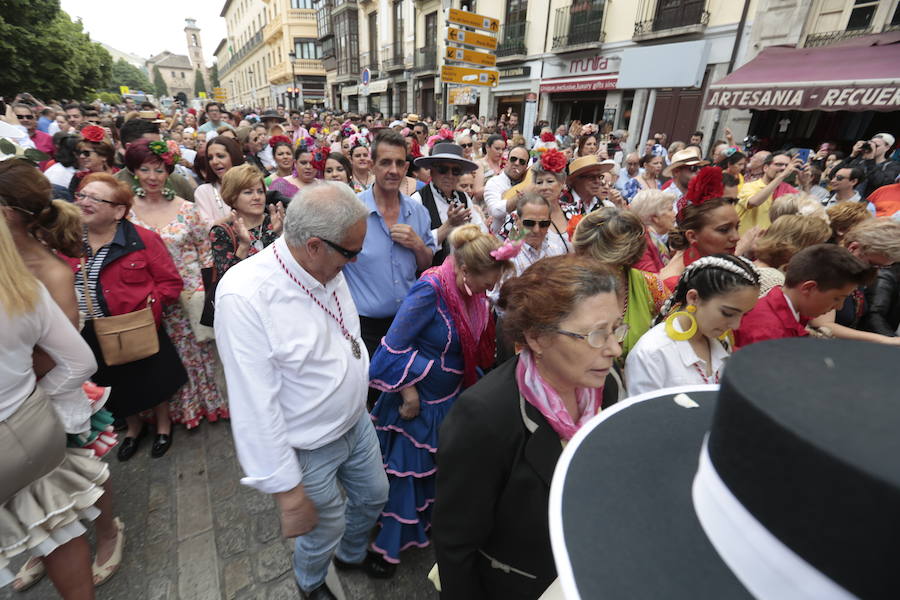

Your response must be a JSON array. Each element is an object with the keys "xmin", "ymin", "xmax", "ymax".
[
  {"xmin": 194, "ymin": 136, "xmax": 246, "ymax": 225},
  {"xmin": 433, "ymin": 255, "xmax": 625, "ymax": 599},
  {"xmin": 126, "ymin": 139, "xmax": 226, "ymax": 432},
  {"xmin": 367, "ymin": 225, "xmax": 512, "ymax": 576},
  {"xmin": 210, "ymin": 164, "xmax": 283, "ymax": 277},
  {"xmin": 625, "ymin": 255, "xmax": 760, "ymax": 396},
  {"xmin": 69, "ymin": 125, "xmax": 118, "ymax": 195},
  {"xmin": 573, "ymin": 207, "xmax": 670, "ymax": 359},
  {"xmin": 623, "ymin": 153, "xmax": 664, "ymax": 202}
]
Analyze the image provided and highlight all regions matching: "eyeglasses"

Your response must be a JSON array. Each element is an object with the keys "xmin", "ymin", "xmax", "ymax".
[
  {"xmin": 319, "ymin": 237, "xmax": 362, "ymax": 260},
  {"xmin": 435, "ymin": 165, "xmax": 463, "ymax": 176},
  {"xmin": 508, "ymin": 156, "xmax": 528, "ymax": 165},
  {"xmin": 78, "ymin": 149, "xmax": 97, "ymax": 157},
  {"xmin": 521, "ymin": 219, "xmax": 551, "ymax": 229},
  {"xmin": 460, "ymin": 143, "xmax": 473, "ymax": 148},
  {"xmin": 74, "ymin": 191, "xmax": 120, "ymax": 206},
  {"xmin": 556, "ymin": 323, "xmax": 629, "ymax": 348},
  {"xmin": 832, "ymin": 175, "xmax": 848, "ymax": 181},
  {"xmin": 16, "ymin": 114, "xmax": 35, "ymax": 120}
]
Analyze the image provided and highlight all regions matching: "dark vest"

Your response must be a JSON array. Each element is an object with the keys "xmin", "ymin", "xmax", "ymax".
[{"xmin": 418, "ymin": 184, "xmax": 469, "ymax": 267}]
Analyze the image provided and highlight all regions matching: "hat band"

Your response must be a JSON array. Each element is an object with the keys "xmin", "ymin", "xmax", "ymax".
[{"xmin": 693, "ymin": 438, "xmax": 856, "ymax": 600}]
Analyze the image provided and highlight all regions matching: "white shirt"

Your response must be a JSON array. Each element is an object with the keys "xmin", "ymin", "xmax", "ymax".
[
  {"xmin": 44, "ymin": 163, "xmax": 76, "ymax": 188},
  {"xmin": 483, "ymin": 171, "xmax": 515, "ymax": 233},
  {"xmin": 411, "ymin": 183, "xmax": 488, "ymax": 250},
  {"xmin": 489, "ymin": 236, "xmax": 567, "ymax": 305},
  {"xmin": 215, "ymin": 237, "xmax": 368, "ymax": 494},
  {"xmin": 0, "ymin": 283, "xmax": 96, "ymax": 433},
  {"xmin": 625, "ymin": 322, "xmax": 730, "ymax": 396}
]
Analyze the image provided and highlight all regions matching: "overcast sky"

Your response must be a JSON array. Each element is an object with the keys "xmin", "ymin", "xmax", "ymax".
[{"xmin": 60, "ymin": 0, "xmax": 228, "ymax": 64}]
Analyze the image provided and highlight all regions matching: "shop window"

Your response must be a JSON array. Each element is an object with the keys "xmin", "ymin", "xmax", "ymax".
[{"xmin": 847, "ymin": 0, "xmax": 877, "ymax": 30}]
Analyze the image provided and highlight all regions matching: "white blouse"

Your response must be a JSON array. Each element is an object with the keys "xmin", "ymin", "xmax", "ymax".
[
  {"xmin": 625, "ymin": 322, "xmax": 731, "ymax": 396},
  {"xmin": 0, "ymin": 283, "xmax": 96, "ymax": 433},
  {"xmin": 194, "ymin": 183, "xmax": 231, "ymax": 224}
]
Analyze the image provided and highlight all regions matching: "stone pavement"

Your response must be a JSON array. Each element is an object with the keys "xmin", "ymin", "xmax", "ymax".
[{"xmin": 2, "ymin": 421, "xmax": 438, "ymax": 600}]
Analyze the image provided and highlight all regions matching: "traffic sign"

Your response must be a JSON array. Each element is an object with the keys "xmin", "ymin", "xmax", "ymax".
[
  {"xmin": 445, "ymin": 46, "xmax": 496, "ymax": 68},
  {"xmin": 447, "ymin": 27, "xmax": 498, "ymax": 51},
  {"xmin": 119, "ymin": 86, "xmax": 130, "ymax": 95},
  {"xmin": 447, "ymin": 8, "xmax": 500, "ymax": 34},
  {"xmin": 440, "ymin": 65, "xmax": 499, "ymax": 87},
  {"xmin": 213, "ymin": 87, "xmax": 227, "ymax": 101},
  {"xmin": 448, "ymin": 87, "xmax": 478, "ymax": 105}
]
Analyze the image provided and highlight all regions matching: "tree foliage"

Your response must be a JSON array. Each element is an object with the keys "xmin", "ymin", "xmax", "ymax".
[
  {"xmin": 194, "ymin": 69, "xmax": 206, "ymax": 97},
  {"xmin": 210, "ymin": 63, "xmax": 220, "ymax": 88},
  {"xmin": 152, "ymin": 65, "xmax": 168, "ymax": 98},
  {"xmin": 108, "ymin": 59, "xmax": 152, "ymax": 94},
  {"xmin": 0, "ymin": 0, "xmax": 112, "ymax": 101}
]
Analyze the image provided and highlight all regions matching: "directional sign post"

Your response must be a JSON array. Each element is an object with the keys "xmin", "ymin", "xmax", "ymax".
[
  {"xmin": 441, "ymin": 65, "xmax": 499, "ymax": 88},
  {"xmin": 447, "ymin": 8, "xmax": 500, "ymax": 34},
  {"xmin": 447, "ymin": 27, "xmax": 499, "ymax": 51},
  {"xmin": 445, "ymin": 46, "xmax": 497, "ymax": 68}
]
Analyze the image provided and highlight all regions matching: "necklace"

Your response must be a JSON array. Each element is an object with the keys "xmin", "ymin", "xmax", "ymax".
[
  {"xmin": 273, "ymin": 245, "xmax": 362, "ymax": 359},
  {"xmin": 693, "ymin": 362, "xmax": 720, "ymax": 385}
]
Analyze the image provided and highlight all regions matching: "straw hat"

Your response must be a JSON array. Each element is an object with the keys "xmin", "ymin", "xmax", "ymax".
[
  {"xmin": 566, "ymin": 155, "xmax": 615, "ymax": 186},
  {"xmin": 662, "ymin": 146, "xmax": 708, "ymax": 177}
]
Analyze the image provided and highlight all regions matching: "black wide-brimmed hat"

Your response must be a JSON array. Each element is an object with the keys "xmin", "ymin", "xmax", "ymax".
[
  {"xmin": 259, "ymin": 109, "xmax": 286, "ymax": 122},
  {"xmin": 413, "ymin": 143, "xmax": 478, "ymax": 173},
  {"xmin": 550, "ymin": 338, "xmax": 900, "ymax": 599}
]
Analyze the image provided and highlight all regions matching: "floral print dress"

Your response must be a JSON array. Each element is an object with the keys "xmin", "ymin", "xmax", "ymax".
[
  {"xmin": 209, "ymin": 213, "xmax": 279, "ymax": 275},
  {"xmin": 129, "ymin": 200, "xmax": 226, "ymax": 428}
]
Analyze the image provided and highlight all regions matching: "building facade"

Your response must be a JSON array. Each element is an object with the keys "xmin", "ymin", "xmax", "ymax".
[{"xmin": 146, "ymin": 51, "xmax": 196, "ymax": 100}]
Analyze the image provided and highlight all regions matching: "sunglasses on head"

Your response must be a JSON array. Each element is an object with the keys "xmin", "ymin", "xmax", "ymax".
[
  {"xmin": 319, "ymin": 237, "xmax": 361, "ymax": 260},
  {"xmin": 508, "ymin": 156, "xmax": 528, "ymax": 165},
  {"xmin": 435, "ymin": 165, "xmax": 463, "ymax": 176},
  {"xmin": 522, "ymin": 219, "xmax": 551, "ymax": 229}
]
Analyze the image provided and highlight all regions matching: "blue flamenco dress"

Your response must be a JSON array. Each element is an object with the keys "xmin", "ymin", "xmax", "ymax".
[{"xmin": 369, "ymin": 265, "xmax": 493, "ymax": 563}]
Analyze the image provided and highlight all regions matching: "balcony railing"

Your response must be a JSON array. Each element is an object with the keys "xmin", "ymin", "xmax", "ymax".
[
  {"xmin": 219, "ymin": 31, "xmax": 264, "ymax": 76},
  {"xmin": 268, "ymin": 58, "xmax": 326, "ymax": 83},
  {"xmin": 263, "ymin": 14, "xmax": 285, "ymax": 43},
  {"xmin": 497, "ymin": 21, "xmax": 528, "ymax": 57},
  {"xmin": 552, "ymin": 3, "xmax": 605, "ymax": 50},
  {"xmin": 337, "ymin": 56, "xmax": 360, "ymax": 78},
  {"xmin": 414, "ymin": 47, "xmax": 437, "ymax": 71},
  {"xmin": 382, "ymin": 41, "xmax": 405, "ymax": 70},
  {"xmin": 360, "ymin": 51, "xmax": 380, "ymax": 77},
  {"xmin": 290, "ymin": 8, "xmax": 317, "ymax": 23},
  {"xmin": 804, "ymin": 28, "xmax": 873, "ymax": 47},
  {"xmin": 633, "ymin": 0, "xmax": 709, "ymax": 37}
]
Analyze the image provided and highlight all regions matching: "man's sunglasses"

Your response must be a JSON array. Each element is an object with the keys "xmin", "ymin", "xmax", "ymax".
[
  {"xmin": 459, "ymin": 143, "xmax": 473, "ymax": 148},
  {"xmin": 16, "ymin": 114, "xmax": 35, "ymax": 120},
  {"xmin": 435, "ymin": 165, "xmax": 463, "ymax": 176},
  {"xmin": 522, "ymin": 219, "xmax": 551, "ymax": 229},
  {"xmin": 832, "ymin": 175, "xmax": 848, "ymax": 181},
  {"xmin": 320, "ymin": 237, "xmax": 361, "ymax": 259},
  {"xmin": 508, "ymin": 156, "xmax": 528, "ymax": 165}
]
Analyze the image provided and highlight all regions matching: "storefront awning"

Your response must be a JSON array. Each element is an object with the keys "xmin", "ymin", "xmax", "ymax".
[
  {"xmin": 706, "ymin": 37, "xmax": 900, "ymax": 112},
  {"xmin": 540, "ymin": 76, "xmax": 618, "ymax": 94}
]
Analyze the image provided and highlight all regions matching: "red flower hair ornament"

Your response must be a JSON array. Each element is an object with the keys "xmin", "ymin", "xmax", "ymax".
[
  {"xmin": 676, "ymin": 166, "xmax": 724, "ymax": 222},
  {"xmin": 269, "ymin": 135, "xmax": 292, "ymax": 148},
  {"xmin": 540, "ymin": 149, "xmax": 567, "ymax": 173},
  {"xmin": 540, "ymin": 131, "xmax": 556, "ymax": 143},
  {"xmin": 81, "ymin": 125, "xmax": 106, "ymax": 143}
]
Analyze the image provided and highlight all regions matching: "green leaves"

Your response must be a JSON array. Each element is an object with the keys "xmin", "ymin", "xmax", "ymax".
[
  {"xmin": 194, "ymin": 68, "xmax": 206, "ymax": 98},
  {"xmin": 110, "ymin": 59, "xmax": 152, "ymax": 93},
  {"xmin": 152, "ymin": 65, "xmax": 168, "ymax": 98}
]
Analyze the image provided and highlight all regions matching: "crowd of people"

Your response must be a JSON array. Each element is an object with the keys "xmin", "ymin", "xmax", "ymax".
[{"xmin": 2, "ymin": 90, "xmax": 900, "ymax": 600}]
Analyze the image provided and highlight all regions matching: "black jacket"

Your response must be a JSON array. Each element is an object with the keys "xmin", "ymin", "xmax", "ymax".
[
  {"xmin": 417, "ymin": 184, "xmax": 470, "ymax": 267},
  {"xmin": 862, "ymin": 264, "xmax": 900, "ymax": 337},
  {"xmin": 830, "ymin": 156, "xmax": 900, "ymax": 198},
  {"xmin": 433, "ymin": 357, "xmax": 624, "ymax": 600}
]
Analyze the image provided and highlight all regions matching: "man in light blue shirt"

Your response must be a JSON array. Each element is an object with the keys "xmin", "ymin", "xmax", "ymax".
[{"xmin": 343, "ymin": 129, "xmax": 434, "ymax": 368}]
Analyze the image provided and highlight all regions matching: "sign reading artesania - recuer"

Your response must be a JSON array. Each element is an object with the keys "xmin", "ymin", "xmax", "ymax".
[{"xmin": 706, "ymin": 86, "xmax": 900, "ymax": 112}]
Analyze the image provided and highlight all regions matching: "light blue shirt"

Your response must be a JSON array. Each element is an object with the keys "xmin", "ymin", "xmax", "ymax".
[{"xmin": 343, "ymin": 188, "xmax": 435, "ymax": 318}]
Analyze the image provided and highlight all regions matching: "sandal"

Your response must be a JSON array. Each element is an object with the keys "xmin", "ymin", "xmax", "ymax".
[
  {"xmin": 92, "ymin": 517, "xmax": 125, "ymax": 586},
  {"xmin": 12, "ymin": 557, "xmax": 45, "ymax": 592}
]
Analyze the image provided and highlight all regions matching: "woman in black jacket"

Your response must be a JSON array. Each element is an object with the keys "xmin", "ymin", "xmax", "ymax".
[
  {"xmin": 862, "ymin": 263, "xmax": 900, "ymax": 336},
  {"xmin": 433, "ymin": 255, "xmax": 626, "ymax": 600}
]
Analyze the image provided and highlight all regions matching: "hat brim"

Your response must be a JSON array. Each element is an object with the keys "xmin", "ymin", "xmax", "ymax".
[
  {"xmin": 261, "ymin": 114, "xmax": 287, "ymax": 122},
  {"xmin": 565, "ymin": 162, "xmax": 614, "ymax": 186},
  {"xmin": 414, "ymin": 154, "xmax": 478, "ymax": 173},
  {"xmin": 662, "ymin": 159, "xmax": 709, "ymax": 178},
  {"xmin": 549, "ymin": 385, "xmax": 753, "ymax": 599}
]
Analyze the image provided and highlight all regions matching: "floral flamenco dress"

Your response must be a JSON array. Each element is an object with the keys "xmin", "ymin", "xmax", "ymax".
[{"xmin": 369, "ymin": 257, "xmax": 495, "ymax": 564}]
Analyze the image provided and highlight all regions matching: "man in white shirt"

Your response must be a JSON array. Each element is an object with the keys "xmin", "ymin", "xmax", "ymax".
[
  {"xmin": 215, "ymin": 183, "xmax": 390, "ymax": 600},
  {"xmin": 484, "ymin": 145, "xmax": 530, "ymax": 233}
]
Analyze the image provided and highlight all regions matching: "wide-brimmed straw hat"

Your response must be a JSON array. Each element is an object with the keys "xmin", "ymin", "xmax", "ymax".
[
  {"xmin": 566, "ymin": 155, "xmax": 615, "ymax": 186},
  {"xmin": 549, "ymin": 338, "xmax": 898, "ymax": 599},
  {"xmin": 662, "ymin": 146, "xmax": 708, "ymax": 177},
  {"xmin": 413, "ymin": 143, "xmax": 478, "ymax": 173},
  {"xmin": 406, "ymin": 113, "xmax": 421, "ymax": 126}
]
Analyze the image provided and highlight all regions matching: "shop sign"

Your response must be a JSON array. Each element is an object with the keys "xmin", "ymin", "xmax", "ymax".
[
  {"xmin": 368, "ymin": 79, "xmax": 389, "ymax": 94},
  {"xmin": 498, "ymin": 66, "xmax": 531, "ymax": 78},
  {"xmin": 543, "ymin": 54, "xmax": 619, "ymax": 79},
  {"xmin": 706, "ymin": 85, "xmax": 900, "ymax": 112},
  {"xmin": 539, "ymin": 77, "xmax": 618, "ymax": 93},
  {"xmin": 341, "ymin": 85, "xmax": 358, "ymax": 98}
]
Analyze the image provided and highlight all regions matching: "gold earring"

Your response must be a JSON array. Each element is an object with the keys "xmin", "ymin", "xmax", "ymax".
[{"xmin": 665, "ymin": 304, "xmax": 697, "ymax": 341}]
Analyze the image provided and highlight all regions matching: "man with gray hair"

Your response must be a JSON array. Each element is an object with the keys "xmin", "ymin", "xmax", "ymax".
[{"xmin": 215, "ymin": 182, "xmax": 389, "ymax": 600}]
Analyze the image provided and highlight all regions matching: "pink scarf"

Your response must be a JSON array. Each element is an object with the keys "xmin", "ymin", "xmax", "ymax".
[
  {"xmin": 427, "ymin": 256, "xmax": 494, "ymax": 388},
  {"xmin": 515, "ymin": 348, "xmax": 604, "ymax": 441}
]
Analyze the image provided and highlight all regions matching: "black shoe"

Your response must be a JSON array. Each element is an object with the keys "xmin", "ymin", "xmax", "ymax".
[
  {"xmin": 150, "ymin": 430, "xmax": 173, "ymax": 458},
  {"xmin": 116, "ymin": 425, "xmax": 147, "ymax": 461},
  {"xmin": 333, "ymin": 551, "xmax": 396, "ymax": 579},
  {"xmin": 300, "ymin": 582, "xmax": 337, "ymax": 600}
]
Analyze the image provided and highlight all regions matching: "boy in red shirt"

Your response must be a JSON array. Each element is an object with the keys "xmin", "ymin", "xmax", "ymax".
[{"xmin": 735, "ymin": 244, "xmax": 874, "ymax": 348}]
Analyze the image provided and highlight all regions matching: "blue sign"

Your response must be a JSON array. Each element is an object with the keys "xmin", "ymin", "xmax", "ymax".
[{"xmin": 361, "ymin": 68, "xmax": 371, "ymax": 86}]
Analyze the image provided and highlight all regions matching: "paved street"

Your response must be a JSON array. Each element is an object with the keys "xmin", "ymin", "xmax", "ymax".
[{"xmin": 2, "ymin": 421, "xmax": 437, "ymax": 600}]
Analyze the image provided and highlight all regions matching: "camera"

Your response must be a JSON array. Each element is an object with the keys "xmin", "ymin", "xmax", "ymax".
[{"xmin": 861, "ymin": 142, "xmax": 872, "ymax": 153}]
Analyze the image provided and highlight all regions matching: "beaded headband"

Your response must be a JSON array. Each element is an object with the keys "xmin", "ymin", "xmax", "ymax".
[{"xmin": 682, "ymin": 255, "xmax": 760, "ymax": 285}]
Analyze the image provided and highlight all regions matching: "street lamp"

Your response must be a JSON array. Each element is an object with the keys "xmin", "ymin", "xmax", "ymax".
[
  {"xmin": 288, "ymin": 51, "xmax": 298, "ymax": 111},
  {"xmin": 248, "ymin": 68, "xmax": 255, "ymax": 108}
]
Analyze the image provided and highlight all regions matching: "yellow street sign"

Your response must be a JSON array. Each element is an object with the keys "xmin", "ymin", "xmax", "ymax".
[
  {"xmin": 449, "ymin": 87, "xmax": 478, "ymax": 105},
  {"xmin": 198, "ymin": 91, "xmax": 207, "ymax": 99},
  {"xmin": 447, "ymin": 8, "xmax": 500, "ymax": 34},
  {"xmin": 440, "ymin": 65, "xmax": 499, "ymax": 88},
  {"xmin": 447, "ymin": 27, "xmax": 498, "ymax": 51},
  {"xmin": 445, "ymin": 46, "xmax": 496, "ymax": 68},
  {"xmin": 119, "ymin": 86, "xmax": 130, "ymax": 95}
]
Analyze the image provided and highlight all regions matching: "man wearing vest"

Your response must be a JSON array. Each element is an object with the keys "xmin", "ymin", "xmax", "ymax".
[{"xmin": 411, "ymin": 143, "xmax": 488, "ymax": 266}]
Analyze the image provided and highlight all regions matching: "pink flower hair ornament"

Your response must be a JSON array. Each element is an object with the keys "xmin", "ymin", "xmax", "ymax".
[{"xmin": 490, "ymin": 239, "xmax": 524, "ymax": 261}]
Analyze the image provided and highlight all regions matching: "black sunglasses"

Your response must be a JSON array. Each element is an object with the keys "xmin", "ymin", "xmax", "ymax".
[
  {"xmin": 522, "ymin": 219, "xmax": 551, "ymax": 229},
  {"xmin": 459, "ymin": 143, "xmax": 473, "ymax": 148},
  {"xmin": 16, "ymin": 114, "xmax": 35, "ymax": 120},
  {"xmin": 508, "ymin": 156, "xmax": 528, "ymax": 165},
  {"xmin": 435, "ymin": 165, "xmax": 463, "ymax": 176},
  {"xmin": 832, "ymin": 175, "xmax": 848, "ymax": 181},
  {"xmin": 78, "ymin": 149, "xmax": 96, "ymax": 157},
  {"xmin": 320, "ymin": 237, "xmax": 361, "ymax": 259}
]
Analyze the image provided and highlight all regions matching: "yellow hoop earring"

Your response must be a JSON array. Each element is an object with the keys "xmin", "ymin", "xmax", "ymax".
[{"xmin": 665, "ymin": 305, "xmax": 698, "ymax": 341}]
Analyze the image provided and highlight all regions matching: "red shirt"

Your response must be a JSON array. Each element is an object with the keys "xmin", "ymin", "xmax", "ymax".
[
  {"xmin": 734, "ymin": 286, "xmax": 808, "ymax": 349},
  {"xmin": 867, "ymin": 182, "xmax": 900, "ymax": 218},
  {"xmin": 31, "ymin": 129, "xmax": 55, "ymax": 170},
  {"xmin": 633, "ymin": 231, "xmax": 666, "ymax": 274}
]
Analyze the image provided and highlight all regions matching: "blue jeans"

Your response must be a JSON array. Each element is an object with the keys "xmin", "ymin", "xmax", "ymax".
[{"xmin": 292, "ymin": 411, "xmax": 389, "ymax": 592}]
